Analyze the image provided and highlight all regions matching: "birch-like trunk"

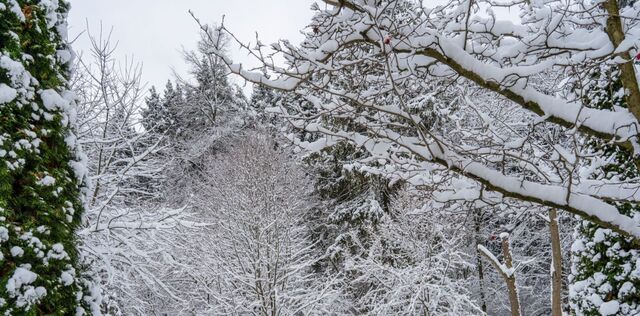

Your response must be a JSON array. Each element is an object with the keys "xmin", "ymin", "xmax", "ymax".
[
  {"xmin": 549, "ymin": 209, "xmax": 563, "ymax": 316},
  {"xmin": 501, "ymin": 234, "xmax": 521, "ymax": 316}
]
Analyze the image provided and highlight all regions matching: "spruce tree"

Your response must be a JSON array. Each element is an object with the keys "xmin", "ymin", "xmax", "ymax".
[
  {"xmin": 181, "ymin": 50, "xmax": 241, "ymax": 133},
  {"xmin": 142, "ymin": 82, "xmax": 179, "ymax": 138},
  {"xmin": 0, "ymin": 0, "xmax": 99, "ymax": 314},
  {"xmin": 249, "ymin": 77, "xmax": 284, "ymax": 128},
  {"xmin": 141, "ymin": 86, "xmax": 167, "ymax": 134}
]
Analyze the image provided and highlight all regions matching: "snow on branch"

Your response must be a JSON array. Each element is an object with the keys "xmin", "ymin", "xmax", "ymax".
[{"xmin": 204, "ymin": 0, "xmax": 640, "ymax": 243}]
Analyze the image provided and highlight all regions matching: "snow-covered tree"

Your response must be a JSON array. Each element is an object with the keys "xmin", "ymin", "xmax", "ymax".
[
  {"xmin": 120, "ymin": 132, "xmax": 343, "ymax": 315},
  {"xmin": 141, "ymin": 84, "xmax": 174, "ymax": 140},
  {"xmin": 215, "ymin": 0, "xmax": 640, "ymax": 238},
  {"xmin": 342, "ymin": 188, "xmax": 482, "ymax": 314},
  {"xmin": 70, "ymin": 24, "xmax": 197, "ymax": 314},
  {"xmin": 180, "ymin": 30, "xmax": 239, "ymax": 130},
  {"xmin": 568, "ymin": 47, "xmax": 640, "ymax": 316},
  {"xmin": 0, "ymin": 0, "xmax": 100, "ymax": 314},
  {"xmin": 142, "ymin": 80, "xmax": 182, "ymax": 142},
  {"xmin": 209, "ymin": 0, "xmax": 640, "ymax": 312},
  {"xmin": 143, "ymin": 25, "xmax": 247, "ymax": 149},
  {"xmin": 72, "ymin": 26, "xmax": 165, "ymax": 206}
]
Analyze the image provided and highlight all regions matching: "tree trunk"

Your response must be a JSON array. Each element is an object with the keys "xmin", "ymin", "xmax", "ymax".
[
  {"xmin": 474, "ymin": 209, "xmax": 488, "ymax": 313},
  {"xmin": 478, "ymin": 233, "xmax": 521, "ymax": 316},
  {"xmin": 501, "ymin": 234, "xmax": 521, "ymax": 316},
  {"xmin": 549, "ymin": 209, "xmax": 563, "ymax": 316},
  {"xmin": 604, "ymin": 0, "xmax": 640, "ymax": 123}
]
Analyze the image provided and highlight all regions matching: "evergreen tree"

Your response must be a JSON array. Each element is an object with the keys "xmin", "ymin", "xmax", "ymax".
[
  {"xmin": 0, "ymin": 0, "xmax": 100, "ymax": 314},
  {"xmin": 142, "ymin": 81, "xmax": 180, "ymax": 138},
  {"xmin": 304, "ymin": 142, "xmax": 401, "ymax": 309},
  {"xmin": 249, "ymin": 76, "xmax": 284, "ymax": 128},
  {"xmin": 181, "ymin": 28, "xmax": 249, "ymax": 132},
  {"xmin": 569, "ymin": 64, "xmax": 640, "ymax": 315},
  {"xmin": 166, "ymin": 82, "xmax": 186, "ymax": 139},
  {"xmin": 143, "ymin": 29, "xmax": 248, "ymax": 150},
  {"xmin": 141, "ymin": 85, "xmax": 172, "ymax": 136},
  {"xmin": 568, "ymin": 3, "xmax": 640, "ymax": 309},
  {"xmin": 191, "ymin": 55, "xmax": 234, "ymax": 120}
]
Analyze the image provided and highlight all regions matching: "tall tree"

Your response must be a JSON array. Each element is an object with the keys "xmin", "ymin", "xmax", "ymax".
[
  {"xmin": 209, "ymin": 0, "xmax": 640, "ymax": 312},
  {"xmin": 214, "ymin": 0, "xmax": 640, "ymax": 239},
  {"xmin": 569, "ymin": 59, "xmax": 640, "ymax": 315},
  {"xmin": 0, "ymin": 0, "xmax": 100, "ymax": 314},
  {"xmin": 178, "ymin": 26, "xmax": 248, "ymax": 137},
  {"xmin": 141, "ymin": 85, "xmax": 174, "ymax": 138}
]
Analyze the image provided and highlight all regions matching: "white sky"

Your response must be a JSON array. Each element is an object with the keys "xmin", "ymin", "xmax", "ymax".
[{"xmin": 68, "ymin": 0, "xmax": 316, "ymax": 96}]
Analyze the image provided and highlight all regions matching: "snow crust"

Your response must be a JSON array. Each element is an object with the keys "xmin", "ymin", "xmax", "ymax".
[
  {"xmin": 10, "ymin": 246, "xmax": 24, "ymax": 257},
  {"xmin": 0, "ymin": 83, "xmax": 17, "ymax": 104},
  {"xmin": 599, "ymin": 300, "xmax": 620, "ymax": 315},
  {"xmin": 37, "ymin": 175, "xmax": 56, "ymax": 186}
]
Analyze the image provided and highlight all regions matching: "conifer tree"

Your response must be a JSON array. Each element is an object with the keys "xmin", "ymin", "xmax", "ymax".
[
  {"xmin": 249, "ymin": 77, "xmax": 284, "ymax": 128},
  {"xmin": 142, "ymin": 81, "xmax": 185, "ymax": 143},
  {"xmin": 0, "ymin": 0, "xmax": 100, "ymax": 314},
  {"xmin": 569, "ymin": 64, "xmax": 640, "ymax": 316},
  {"xmin": 181, "ymin": 31, "xmax": 246, "ymax": 133},
  {"xmin": 141, "ymin": 85, "xmax": 172, "ymax": 136}
]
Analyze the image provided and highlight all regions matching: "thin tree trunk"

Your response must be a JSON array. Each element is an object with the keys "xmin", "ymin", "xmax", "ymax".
[
  {"xmin": 478, "ymin": 233, "xmax": 521, "ymax": 316},
  {"xmin": 474, "ymin": 209, "xmax": 488, "ymax": 313},
  {"xmin": 549, "ymin": 209, "xmax": 563, "ymax": 316},
  {"xmin": 501, "ymin": 234, "xmax": 521, "ymax": 316}
]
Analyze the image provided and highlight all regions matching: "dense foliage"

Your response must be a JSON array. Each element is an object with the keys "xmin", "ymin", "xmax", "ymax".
[
  {"xmin": 3, "ymin": 0, "xmax": 640, "ymax": 315},
  {"xmin": 0, "ymin": 0, "xmax": 99, "ymax": 314}
]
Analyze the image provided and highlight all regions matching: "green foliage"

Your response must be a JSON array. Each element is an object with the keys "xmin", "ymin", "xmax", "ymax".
[
  {"xmin": 569, "ymin": 64, "xmax": 640, "ymax": 314},
  {"xmin": 0, "ymin": 0, "xmax": 98, "ymax": 314},
  {"xmin": 304, "ymin": 141, "xmax": 402, "ymax": 268}
]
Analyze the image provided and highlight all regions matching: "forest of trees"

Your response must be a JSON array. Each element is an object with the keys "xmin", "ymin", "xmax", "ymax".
[{"xmin": 2, "ymin": 0, "xmax": 640, "ymax": 315}]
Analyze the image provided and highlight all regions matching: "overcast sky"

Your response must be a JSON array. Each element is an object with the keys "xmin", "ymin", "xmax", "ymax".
[{"xmin": 68, "ymin": 0, "xmax": 316, "ymax": 95}]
